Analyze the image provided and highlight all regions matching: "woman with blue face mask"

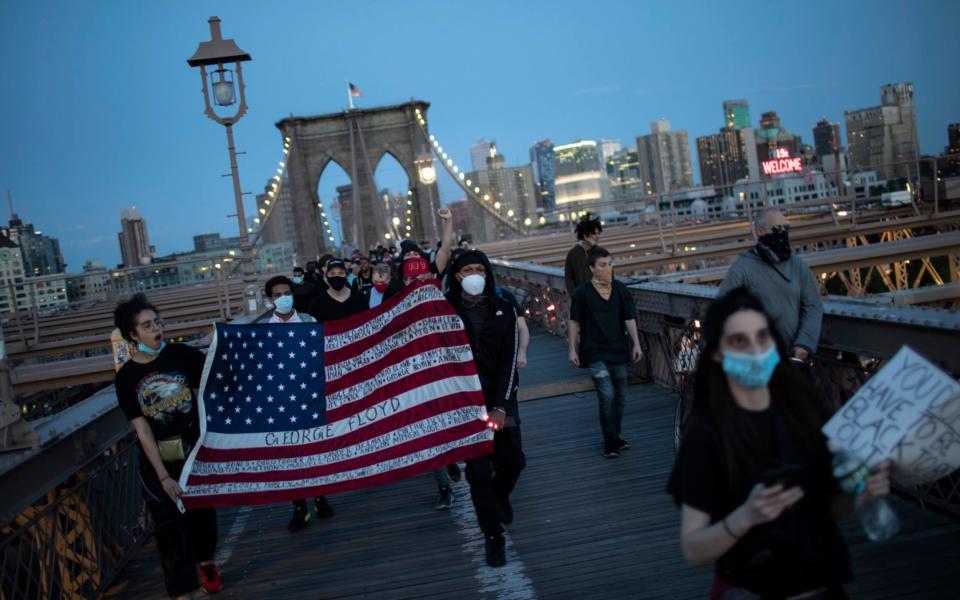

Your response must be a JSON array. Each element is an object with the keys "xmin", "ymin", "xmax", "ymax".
[{"xmin": 667, "ymin": 287, "xmax": 892, "ymax": 599}]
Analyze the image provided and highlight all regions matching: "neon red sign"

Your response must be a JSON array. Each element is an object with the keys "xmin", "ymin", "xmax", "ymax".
[{"xmin": 762, "ymin": 148, "xmax": 803, "ymax": 176}]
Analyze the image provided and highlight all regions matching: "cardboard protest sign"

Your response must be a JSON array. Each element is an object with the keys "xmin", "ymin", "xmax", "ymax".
[{"xmin": 822, "ymin": 346, "xmax": 960, "ymax": 486}]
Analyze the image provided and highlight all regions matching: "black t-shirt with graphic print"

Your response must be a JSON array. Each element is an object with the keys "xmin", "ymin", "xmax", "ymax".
[{"xmin": 115, "ymin": 343, "xmax": 206, "ymax": 458}]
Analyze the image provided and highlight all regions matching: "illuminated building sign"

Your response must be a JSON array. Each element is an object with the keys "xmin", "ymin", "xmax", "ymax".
[{"xmin": 761, "ymin": 148, "xmax": 803, "ymax": 176}]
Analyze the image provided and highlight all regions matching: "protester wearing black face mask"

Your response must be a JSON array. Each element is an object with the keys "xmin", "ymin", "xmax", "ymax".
[
  {"xmin": 718, "ymin": 209, "xmax": 823, "ymax": 363},
  {"xmin": 307, "ymin": 258, "xmax": 368, "ymax": 322}
]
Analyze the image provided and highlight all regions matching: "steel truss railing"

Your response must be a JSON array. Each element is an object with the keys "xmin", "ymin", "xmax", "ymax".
[
  {"xmin": 0, "ymin": 437, "xmax": 147, "ymax": 600},
  {"xmin": 492, "ymin": 259, "xmax": 960, "ymax": 518}
]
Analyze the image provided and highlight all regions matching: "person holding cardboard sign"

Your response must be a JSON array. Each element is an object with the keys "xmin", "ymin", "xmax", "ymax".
[{"xmin": 667, "ymin": 288, "xmax": 892, "ymax": 599}]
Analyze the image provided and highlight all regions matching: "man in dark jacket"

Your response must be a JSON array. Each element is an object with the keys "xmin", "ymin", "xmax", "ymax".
[
  {"xmin": 446, "ymin": 249, "xmax": 525, "ymax": 568},
  {"xmin": 564, "ymin": 213, "xmax": 602, "ymax": 297}
]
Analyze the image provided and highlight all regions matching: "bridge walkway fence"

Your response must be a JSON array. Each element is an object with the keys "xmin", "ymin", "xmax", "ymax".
[{"xmin": 492, "ymin": 259, "xmax": 960, "ymax": 518}]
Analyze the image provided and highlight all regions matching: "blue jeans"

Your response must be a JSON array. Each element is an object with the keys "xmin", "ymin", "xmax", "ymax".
[{"xmin": 588, "ymin": 361, "xmax": 628, "ymax": 447}]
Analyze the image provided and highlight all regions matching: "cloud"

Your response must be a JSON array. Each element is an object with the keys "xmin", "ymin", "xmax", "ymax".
[{"xmin": 573, "ymin": 84, "xmax": 622, "ymax": 96}]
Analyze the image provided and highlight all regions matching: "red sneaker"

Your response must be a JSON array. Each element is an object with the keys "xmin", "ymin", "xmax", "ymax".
[{"xmin": 199, "ymin": 562, "xmax": 223, "ymax": 594}]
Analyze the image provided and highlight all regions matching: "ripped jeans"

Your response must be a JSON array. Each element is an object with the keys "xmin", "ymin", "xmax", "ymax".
[{"xmin": 588, "ymin": 361, "xmax": 628, "ymax": 448}]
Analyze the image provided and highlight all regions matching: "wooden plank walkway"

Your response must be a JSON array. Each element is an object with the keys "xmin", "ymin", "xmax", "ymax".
[{"xmin": 107, "ymin": 331, "xmax": 960, "ymax": 599}]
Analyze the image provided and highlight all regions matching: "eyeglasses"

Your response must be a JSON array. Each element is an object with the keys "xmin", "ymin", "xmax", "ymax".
[{"xmin": 138, "ymin": 318, "xmax": 165, "ymax": 332}]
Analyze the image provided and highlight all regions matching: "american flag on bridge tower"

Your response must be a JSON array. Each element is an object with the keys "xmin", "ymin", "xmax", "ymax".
[
  {"xmin": 179, "ymin": 281, "xmax": 492, "ymax": 509},
  {"xmin": 348, "ymin": 82, "xmax": 362, "ymax": 97}
]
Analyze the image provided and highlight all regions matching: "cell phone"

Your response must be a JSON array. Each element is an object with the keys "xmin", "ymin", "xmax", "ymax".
[{"xmin": 761, "ymin": 464, "xmax": 803, "ymax": 487}]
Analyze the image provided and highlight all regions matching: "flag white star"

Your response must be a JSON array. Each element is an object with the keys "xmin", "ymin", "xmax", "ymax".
[
  {"xmin": 290, "ymin": 415, "xmax": 297, "ymax": 423},
  {"xmin": 225, "ymin": 417, "xmax": 232, "ymax": 425},
  {"xmin": 247, "ymin": 374, "xmax": 253, "ymax": 381},
  {"xmin": 278, "ymin": 362, "xmax": 285, "ymax": 370},
  {"xmin": 277, "ymin": 341, "xmax": 284, "ymax": 349},
  {"xmin": 311, "ymin": 371, "xmax": 318, "ymax": 379},
  {"xmin": 207, "ymin": 414, "xmax": 212, "ymax": 421},
  {"xmin": 310, "ymin": 329, "xmax": 318, "ymax": 337},
  {"xmin": 300, "ymin": 383, "xmax": 307, "ymax": 390},
  {"xmin": 289, "ymin": 373, "xmax": 296, "ymax": 380},
  {"xmin": 216, "ymin": 372, "xmax": 224, "ymax": 380},
  {"xmin": 257, "ymin": 363, "xmax": 264, "ymax": 370},
  {"xmin": 288, "ymin": 330, "xmax": 295, "ymax": 338},
  {"xmin": 278, "ymin": 384, "xmax": 285, "ymax": 391},
  {"xmin": 267, "ymin": 331, "xmax": 273, "ymax": 338},
  {"xmin": 245, "ymin": 418, "xmax": 252, "ymax": 425},
  {"xmin": 267, "ymin": 395, "xmax": 274, "ymax": 402},
  {"xmin": 311, "ymin": 392, "xmax": 319, "ymax": 399},
  {"xmin": 312, "ymin": 413, "xmax": 319, "ymax": 420},
  {"xmin": 234, "ymin": 406, "xmax": 241, "ymax": 413},
  {"xmin": 299, "ymin": 340, "xmax": 306, "ymax": 348},
  {"xmin": 248, "ymin": 352, "xmax": 255, "ymax": 359},
  {"xmin": 300, "ymin": 361, "xmax": 307, "ymax": 368},
  {"xmin": 251, "ymin": 331, "xmax": 257, "ymax": 338},
  {"xmin": 224, "ymin": 331, "xmax": 230, "ymax": 338},
  {"xmin": 300, "ymin": 403, "xmax": 307, "ymax": 410},
  {"xmin": 288, "ymin": 351, "xmax": 295, "ymax": 359},
  {"xmin": 256, "ymin": 384, "xmax": 263, "ymax": 391},
  {"xmin": 245, "ymin": 396, "xmax": 252, "ymax": 403},
  {"xmin": 278, "ymin": 406, "xmax": 285, "ymax": 413},
  {"xmin": 311, "ymin": 350, "xmax": 318, "ymax": 358},
  {"xmin": 289, "ymin": 394, "xmax": 296, "ymax": 402},
  {"xmin": 218, "ymin": 405, "xmax": 225, "ymax": 412},
  {"xmin": 255, "ymin": 406, "xmax": 263, "ymax": 413},
  {"xmin": 228, "ymin": 342, "xmax": 234, "ymax": 349},
  {"xmin": 210, "ymin": 392, "xmax": 217, "ymax": 399},
  {"xmin": 267, "ymin": 374, "xmax": 274, "ymax": 381},
  {"xmin": 242, "ymin": 342, "xmax": 248, "ymax": 349},
  {"xmin": 267, "ymin": 417, "xmax": 274, "ymax": 424},
  {"xmin": 257, "ymin": 341, "xmax": 264, "ymax": 348}
]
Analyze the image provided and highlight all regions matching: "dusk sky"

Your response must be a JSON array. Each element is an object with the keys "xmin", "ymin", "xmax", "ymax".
[{"xmin": 1, "ymin": 1, "xmax": 957, "ymax": 270}]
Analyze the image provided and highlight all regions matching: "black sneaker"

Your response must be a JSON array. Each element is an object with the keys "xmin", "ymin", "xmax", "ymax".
[
  {"xmin": 435, "ymin": 485, "xmax": 455, "ymax": 510},
  {"xmin": 602, "ymin": 445, "xmax": 620, "ymax": 459},
  {"xmin": 314, "ymin": 496, "xmax": 335, "ymax": 519},
  {"xmin": 484, "ymin": 535, "xmax": 506, "ymax": 567},
  {"xmin": 497, "ymin": 495, "xmax": 514, "ymax": 525},
  {"xmin": 446, "ymin": 463, "xmax": 462, "ymax": 483},
  {"xmin": 616, "ymin": 437, "xmax": 630, "ymax": 451},
  {"xmin": 287, "ymin": 506, "xmax": 311, "ymax": 532}
]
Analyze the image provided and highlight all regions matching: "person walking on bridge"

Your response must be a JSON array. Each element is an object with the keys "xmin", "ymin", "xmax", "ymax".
[
  {"xmin": 568, "ymin": 247, "xmax": 643, "ymax": 458},
  {"xmin": 718, "ymin": 209, "xmax": 823, "ymax": 363},
  {"xmin": 447, "ymin": 249, "xmax": 526, "ymax": 568},
  {"xmin": 113, "ymin": 294, "xmax": 223, "ymax": 598},
  {"xmin": 564, "ymin": 213, "xmax": 603, "ymax": 297}
]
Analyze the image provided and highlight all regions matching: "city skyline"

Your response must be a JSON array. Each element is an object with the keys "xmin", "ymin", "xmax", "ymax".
[{"xmin": 1, "ymin": 1, "xmax": 958, "ymax": 269}]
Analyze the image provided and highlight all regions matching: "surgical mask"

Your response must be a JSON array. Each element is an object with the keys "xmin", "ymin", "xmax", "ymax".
[
  {"xmin": 757, "ymin": 227, "xmax": 792, "ymax": 262},
  {"xmin": 138, "ymin": 341, "xmax": 166, "ymax": 357},
  {"xmin": 273, "ymin": 294, "xmax": 294, "ymax": 314},
  {"xmin": 583, "ymin": 237, "xmax": 597, "ymax": 247},
  {"xmin": 328, "ymin": 276, "xmax": 347, "ymax": 291},
  {"xmin": 722, "ymin": 345, "xmax": 780, "ymax": 389},
  {"xmin": 373, "ymin": 281, "xmax": 388, "ymax": 293},
  {"xmin": 461, "ymin": 274, "xmax": 486, "ymax": 296},
  {"xmin": 292, "ymin": 276, "xmax": 304, "ymax": 284}
]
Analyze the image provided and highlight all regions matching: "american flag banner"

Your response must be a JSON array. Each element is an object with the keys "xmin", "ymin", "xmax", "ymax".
[{"xmin": 179, "ymin": 281, "xmax": 493, "ymax": 509}]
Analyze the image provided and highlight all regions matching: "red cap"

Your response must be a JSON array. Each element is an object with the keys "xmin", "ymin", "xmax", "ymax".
[{"xmin": 402, "ymin": 256, "xmax": 430, "ymax": 278}]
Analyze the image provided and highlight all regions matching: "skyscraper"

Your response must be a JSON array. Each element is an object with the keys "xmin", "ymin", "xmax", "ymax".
[
  {"xmin": 723, "ymin": 100, "xmax": 751, "ymax": 130},
  {"xmin": 606, "ymin": 149, "xmax": 644, "ymax": 202},
  {"xmin": 696, "ymin": 127, "xmax": 749, "ymax": 189},
  {"xmin": 636, "ymin": 119, "xmax": 694, "ymax": 195},
  {"xmin": 812, "ymin": 118, "xmax": 841, "ymax": 158},
  {"xmin": 844, "ymin": 82, "xmax": 919, "ymax": 179},
  {"xmin": 2, "ymin": 213, "xmax": 65, "ymax": 276},
  {"xmin": 530, "ymin": 140, "xmax": 556, "ymax": 210},
  {"xmin": 118, "ymin": 208, "xmax": 153, "ymax": 268},
  {"xmin": 600, "ymin": 139, "xmax": 623, "ymax": 161},
  {"xmin": 465, "ymin": 153, "xmax": 537, "ymax": 241},
  {"xmin": 553, "ymin": 140, "xmax": 611, "ymax": 205},
  {"xmin": 754, "ymin": 111, "xmax": 804, "ymax": 162},
  {"xmin": 470, "ymin": 139, "xmax": 498, "ymax": 172}
]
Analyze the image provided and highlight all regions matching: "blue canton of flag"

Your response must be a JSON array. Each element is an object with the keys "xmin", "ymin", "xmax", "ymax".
[{"xmin": 203, "ymin": 322, "xmax": 327, "ymax": 433}]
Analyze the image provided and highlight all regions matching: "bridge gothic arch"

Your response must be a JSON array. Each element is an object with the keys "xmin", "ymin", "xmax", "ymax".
[{"xmin": 276, "ymin": 101, "xmax": 439, "ymax": 260}]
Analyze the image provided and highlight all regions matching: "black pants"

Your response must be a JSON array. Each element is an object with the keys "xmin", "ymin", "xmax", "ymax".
[
  {"xmin": 142, "ymin": 465, "xmax": 218, "ymax": 598},
  {"xmin": 465, "ymin": 427, "xmax": 526, "ymax": 537}
]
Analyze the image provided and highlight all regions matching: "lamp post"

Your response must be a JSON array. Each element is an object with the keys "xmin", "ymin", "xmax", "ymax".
[
  {"xmin": 415, "ymin": 154, "xmax": 438, "ymax": 241},
  {"xmin": 187, "ymin": 16, "xmax": 256, "ymax": 285}
]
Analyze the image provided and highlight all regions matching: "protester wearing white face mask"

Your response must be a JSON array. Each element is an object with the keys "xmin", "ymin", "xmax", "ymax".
[
  {"xmin": 446, "ymin": 250, "xmax": 526, "ymax": 568},
  {"xmin": 265, "ymin": 276, "xmax": 316, "ymax": 325}
]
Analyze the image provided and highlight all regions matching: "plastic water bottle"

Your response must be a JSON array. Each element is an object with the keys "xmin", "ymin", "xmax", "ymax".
[{"xmin": 830, "ymin": 445, "xmax": 900, "ymax": 542}]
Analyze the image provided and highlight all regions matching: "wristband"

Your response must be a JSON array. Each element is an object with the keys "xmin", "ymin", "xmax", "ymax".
[
  {"xmin": 722, "ymin": 516, "xmax": 741, "ymax": 540},
  {"xmin": 491, "ymin": 407, "xmax": 507, "ymax": 415},
  {"xmin": 161, "ymin": 476, "xmax": 174, "ymax": 483}
]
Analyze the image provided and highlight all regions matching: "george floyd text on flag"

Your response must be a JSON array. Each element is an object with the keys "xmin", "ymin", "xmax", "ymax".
[
  {"xmin": 179, "ymin": 281, "xmax": 493, "ymax": 508},
  {"xmin": 822, "ymin": 346, "xmax": 960, "ymax": 486}
]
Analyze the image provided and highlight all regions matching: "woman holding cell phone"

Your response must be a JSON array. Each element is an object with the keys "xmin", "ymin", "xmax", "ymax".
[{"xmin": 667, "ymin": 287, "xmax": 892, "ymax": 599}]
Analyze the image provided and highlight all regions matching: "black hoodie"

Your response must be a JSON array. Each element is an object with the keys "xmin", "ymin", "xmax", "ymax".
[{"xmin": 446, "ymin": 250, "xmax": 520, "ymax": 425}]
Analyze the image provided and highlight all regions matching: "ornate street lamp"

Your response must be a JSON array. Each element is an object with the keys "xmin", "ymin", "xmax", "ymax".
[
  {"xmin": 187, "ymin": 16, "xmax": 256, "ymax": 285},
  {"xmin": 414, "ymin": 152, "xmax": 439, "ymax": 240}
]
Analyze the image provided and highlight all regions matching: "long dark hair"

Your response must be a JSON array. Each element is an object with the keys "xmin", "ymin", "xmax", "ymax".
[{"xmin": 692, "ymin": 287, "xmax": 826, "ymax": 496}]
